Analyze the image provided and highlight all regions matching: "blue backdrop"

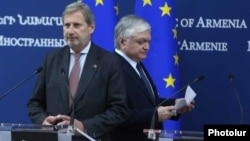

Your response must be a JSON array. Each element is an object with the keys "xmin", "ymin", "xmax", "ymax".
[
  {"xmin": 1, "ymin": 0, "xmax": 250, "ymax": 132},
  {"xmin": 176, "ymin": 0, "xmax": 250, "ymax": 131},
  {"xmin": 0, "ymin": 0, "xmax": 69, "ymax": 123}
]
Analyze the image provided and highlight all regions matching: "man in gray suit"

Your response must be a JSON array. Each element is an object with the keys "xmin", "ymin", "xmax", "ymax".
[{"xmin": 27, "ymin": 2, "xmax": 128, "ymax": 141}]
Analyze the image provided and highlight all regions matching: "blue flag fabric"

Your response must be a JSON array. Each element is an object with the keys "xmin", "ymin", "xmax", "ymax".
[
  {"xmin": 135, "ymin": 0, "xmax": 181, "ymax": 130},
  {"xmin": 82, "ymin": 0, "xmax": 118, "ymax": 51}
]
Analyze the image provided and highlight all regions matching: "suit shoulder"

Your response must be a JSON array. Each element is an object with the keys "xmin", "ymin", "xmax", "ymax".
[
  {"xmin": 46, "ymin": 46, "xmax": 68, "ymax": 56},
  {"xmin": 92, "ymin": 43, "xmax": 117, "ymax": 57}
]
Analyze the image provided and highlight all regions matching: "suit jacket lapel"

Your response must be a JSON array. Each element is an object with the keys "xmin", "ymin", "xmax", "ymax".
[
  {"xmin": 58, "ymin": 46, "xmax": 71, "ymax": 111},
  {"xmin": 116, "ymin": 53, "xmax": 156, "ymax": 105},
  {"xmin": 125, "ymin": 64, "xmax": 155, "ymax": 105},
  {"xmin": 74, "ymin": 44, "xmax": 100, "ymax": 101},
  {"xmin": 139, "ymin": 63, "xmax": 157, "ymax": 105}
]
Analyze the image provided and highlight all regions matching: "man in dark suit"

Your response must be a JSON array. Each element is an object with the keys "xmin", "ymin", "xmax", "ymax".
[
  {"xmin": 27, "ymin": 2, "xmax": 128, "ymax": 141},
  {"xmin": 112, "ymin": 15, "xmax": 194, "ymax": 141}
]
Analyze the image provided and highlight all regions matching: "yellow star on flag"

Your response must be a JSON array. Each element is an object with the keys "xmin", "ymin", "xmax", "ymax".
[
  {"xmin": 172, "ymin": 27, "xmax": 177, "ymax": 39},
  {"xmin": 163, "ymin": 73, "xmax": 176, "ymax": 88},
  {"xmin": 95, "ymin": 0, "xmax": 104, "ymax": 6},
  {"xmin": 114, "ymin": 5, "xmax": 119, "ymax": 15},
  {"xmin": 159, "ymin": 2, "xmax": 172, "ymax": 16},
  {"xmin": 143, "ymin": 0, "xmax": 152, "ymax": 6},
  {"xmin": 173, "ymin": 53, "xmax": 179, "ymax": 65}
]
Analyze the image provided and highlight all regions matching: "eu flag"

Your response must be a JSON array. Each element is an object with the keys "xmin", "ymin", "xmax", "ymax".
[
  {"xmin": 82, "ymin": 0, "xmax": 118, "ymax": 51},
  {"xmin": 135, "ymin": 0, "xmax": 181, "ymax": 130}
]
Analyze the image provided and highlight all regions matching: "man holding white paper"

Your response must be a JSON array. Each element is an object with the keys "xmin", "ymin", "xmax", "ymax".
[
  {"xmin": 112, "ymin": 15, "xmax": 195, "ymax": 141},
  {"xmin": 172, "ymin": 85, "xmax": 197, "ymax": 115}
]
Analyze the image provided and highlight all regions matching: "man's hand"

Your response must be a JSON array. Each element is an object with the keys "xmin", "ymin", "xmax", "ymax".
[{"xmin": 157, "ymin": 106, "xmax": 175, "ymax": 122}]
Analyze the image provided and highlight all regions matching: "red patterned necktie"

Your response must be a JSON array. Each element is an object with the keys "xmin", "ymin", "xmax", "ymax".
[{"xmin": 69, "ymin": 53, "xmax": 81, "ymax": 107}]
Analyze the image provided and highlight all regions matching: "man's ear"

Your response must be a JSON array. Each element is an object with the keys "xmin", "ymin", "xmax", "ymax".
[{"xmin": 120, "ymin": 37, "xmax": 127, "ymax": 48}]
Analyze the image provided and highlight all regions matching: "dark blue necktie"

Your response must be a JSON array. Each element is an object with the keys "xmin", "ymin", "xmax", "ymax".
[{"xmin": 136, "ymin": 63, "xmax": 155, "ymax": 101}]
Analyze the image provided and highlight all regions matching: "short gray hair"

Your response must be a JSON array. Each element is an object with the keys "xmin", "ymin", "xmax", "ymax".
[
  {"xmin": 114, "ymin": 15, "xmax": 151, "ymax": 49},
  {"xmin": 62, "ymin": 2, "xmax": 95, "ymax": 26}
]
